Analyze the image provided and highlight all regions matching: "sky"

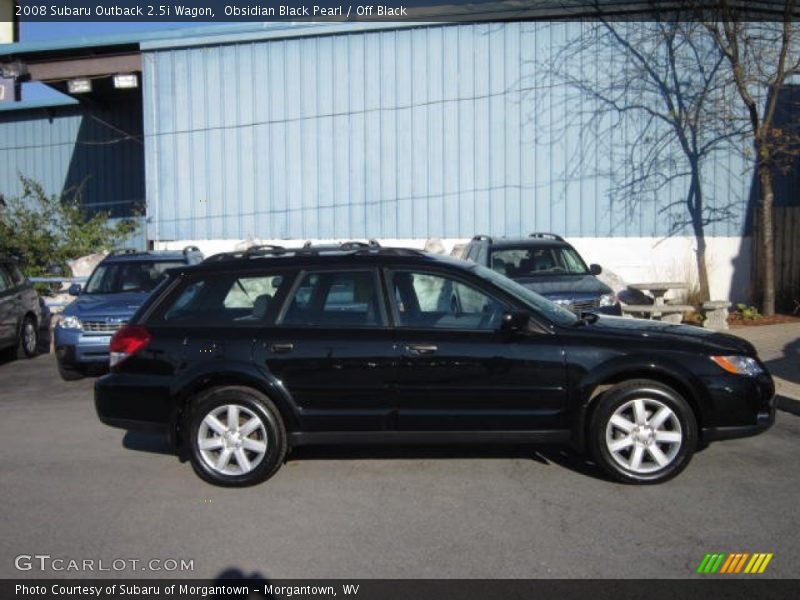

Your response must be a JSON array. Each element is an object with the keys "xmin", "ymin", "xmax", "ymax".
[{"xmin": 20, "ymin": 21, "xmax": 219, "ymax": 42}]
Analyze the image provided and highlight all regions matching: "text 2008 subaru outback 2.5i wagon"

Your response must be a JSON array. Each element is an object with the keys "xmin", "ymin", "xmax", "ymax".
[{"xmin": 95, "ymin": 242, "xmax": 774, "ymax": 487}]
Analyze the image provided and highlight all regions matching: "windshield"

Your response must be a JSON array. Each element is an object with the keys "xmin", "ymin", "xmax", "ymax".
[
  {"xmin": 84, "ymin": 261, "xmax": 184, "ymax": 294},
  {"xmin": 472, "ymin": 264, "xmax": 579, "ymax": 326},
  {"xmin": 490, "ymin": 246, "xmax": 589, "ymax": 277}
]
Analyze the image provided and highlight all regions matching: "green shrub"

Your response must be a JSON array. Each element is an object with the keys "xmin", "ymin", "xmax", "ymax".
[{"xmin": 0, "ymin": 176, "xmax": 139, "ymax": 283}]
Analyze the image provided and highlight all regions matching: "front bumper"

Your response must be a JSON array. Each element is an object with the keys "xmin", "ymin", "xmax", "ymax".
[
  {"xmin": 54, "ymin": 326, "xmax": 113, "ymax": 366},
  {"xmin": 700, "ymin": 372, "xmax": 776, "ymax": 441}
]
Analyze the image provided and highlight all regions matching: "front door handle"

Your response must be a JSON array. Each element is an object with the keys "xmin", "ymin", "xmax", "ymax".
[
  {"xmin": 406, "ymin": 344, "xmax": 438, "ymax": 356},
  {"xmin": 270, "ymin": 342, "xmax": 294, "ymax": 354}
]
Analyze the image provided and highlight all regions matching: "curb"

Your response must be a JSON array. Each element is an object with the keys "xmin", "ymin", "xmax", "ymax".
[{"xmin": 776, "ymin": 395, "xmax": 800, "ymax": 417}]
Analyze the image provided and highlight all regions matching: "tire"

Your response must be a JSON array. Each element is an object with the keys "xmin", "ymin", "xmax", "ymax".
[
  {"xmin": 17, "ymin": 315, "xmax": 38, "ymax": 359},
  {"xmin": 187, "ymin": 386, "xmax": 287, "ymax": 487},
  {"xmin": 57, "ymin": 361, "xmax": 85, "ymax": 381},
  {"xmin": 588, "ymin": 379, "xmax": 697, "ymax": 484}
]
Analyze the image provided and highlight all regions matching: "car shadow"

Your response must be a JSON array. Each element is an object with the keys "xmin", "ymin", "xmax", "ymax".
[
  {"xmin": 288, "ymin": 444, "xmax": 613, "ymax": 482},
  {"xmin": 119, "ymin": 432, "xmax": 614, "ymax": 482}
]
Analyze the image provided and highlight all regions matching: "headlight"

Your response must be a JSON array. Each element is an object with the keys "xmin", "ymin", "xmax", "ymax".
[
  {"xmin": 57, "ymin": 315, "xmax": 83, "ymax": 330},
  {"xmin": 711, "ymin": 355, "xmax": 763, "ymax": 376},
  {"xmin": 599, "ymin": 293, "xmax": 617, "ymax": 307}
]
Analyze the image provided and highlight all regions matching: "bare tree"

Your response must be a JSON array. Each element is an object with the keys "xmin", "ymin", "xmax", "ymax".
[
  {"xmin": 530, "ymin": 17, "xmax": 742, "ymax": 301},
  {"xmin": 703, "ymin": 0, "xmax": 800, "ymax": 315}
]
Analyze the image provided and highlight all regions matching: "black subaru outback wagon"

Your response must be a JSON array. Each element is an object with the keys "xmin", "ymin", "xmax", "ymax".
[{"xmin": 95, "ymin": 242, "xmax": 774, "ymax": 487}]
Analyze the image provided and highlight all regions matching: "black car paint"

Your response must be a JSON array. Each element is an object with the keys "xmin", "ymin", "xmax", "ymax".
[{"xmin": 95, "ymin": 252, "xmax": 774, "ymax": 452}]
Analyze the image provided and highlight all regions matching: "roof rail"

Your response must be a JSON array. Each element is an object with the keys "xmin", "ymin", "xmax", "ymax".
[
  {"xmin": 528, "ymin": 232, "xmax": 565, "ymax": 242},
  {"xmin": 109, "ymin": 248, "xmax": 141, "ymax": 256},
  {"xmin": 472, "ymin": 234, "xmax": 493, "ymax": 242},
  {"xmin": 204, "ymin": 240, "xmax": 424, "ymax": 263}
]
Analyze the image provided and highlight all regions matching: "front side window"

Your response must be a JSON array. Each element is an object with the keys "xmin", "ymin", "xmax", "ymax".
[
  {"xmin": 390, "ymin": 270, "xmax": 505, "ymax": 331},
  {"xmin": 280, "ymin": 270, "xmax": 383, "ymax": 328},
  {"xmin": 85, "ymin": 261, "xmax": 185, "ymax": 294},
  {"xmin": 159, "ymin": 273, "xmax": 290, "ymax": 326}
]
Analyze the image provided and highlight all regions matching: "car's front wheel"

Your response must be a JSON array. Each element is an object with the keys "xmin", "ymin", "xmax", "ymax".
[
  {"xmin": 188, "ymin": 386, "xmax": 287, "ymax": 487},
  {"xmin": 589, "ymin": 379, "xmax": 697, "ymax": 484}
]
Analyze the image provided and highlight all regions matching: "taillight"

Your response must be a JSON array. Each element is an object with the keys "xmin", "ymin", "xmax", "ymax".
[{"xmin": 109, "ymin": 325, "xmax": 151, "ymax": 367}]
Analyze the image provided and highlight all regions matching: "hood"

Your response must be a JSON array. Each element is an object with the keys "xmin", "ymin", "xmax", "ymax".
[
  {"xmin": 581, "ymin": 315, "xmax": 757, "ymax": 355},
  {"xmin": 513, "ymin": 274, "xmax": 612, "ymax": 298},
  {"xmin": 62, "ymin": 291, "xmax": 148, "ymax": 320}
]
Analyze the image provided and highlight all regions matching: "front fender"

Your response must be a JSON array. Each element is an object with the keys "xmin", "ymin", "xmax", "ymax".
[{"xmin": 570, "ymin": 354, "xmax": 707, "ymax": 451}]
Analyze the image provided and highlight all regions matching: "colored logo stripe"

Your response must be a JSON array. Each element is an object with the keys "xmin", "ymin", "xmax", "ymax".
[{"xmin": 697, "ymin": 552, "xmax": 773, "ymax": 574}]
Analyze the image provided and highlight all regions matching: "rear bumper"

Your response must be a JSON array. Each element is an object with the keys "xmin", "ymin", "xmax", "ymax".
[{"xmin": 94, "ymin": 373, "xmax": 175, "ymax": 434}]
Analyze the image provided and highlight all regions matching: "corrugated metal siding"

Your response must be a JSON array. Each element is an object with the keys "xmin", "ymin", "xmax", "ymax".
[
  {"xmin": 0, "ymin": 100, "xmax": 145, "ymax": 221},
  {"xmin": 143, "ymin": 22, "xmax": 754, "ymax": 241}
]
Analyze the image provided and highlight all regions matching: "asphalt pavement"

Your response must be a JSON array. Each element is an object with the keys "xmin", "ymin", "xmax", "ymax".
[{"xmin": 0, "ymin": 346, "xmax": 798, "ymax": 580}]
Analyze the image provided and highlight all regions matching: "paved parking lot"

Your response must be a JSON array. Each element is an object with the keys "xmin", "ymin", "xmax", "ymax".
[{"xmin": 1, "ymin": 343, "xmax": 798, "ymax": 580}]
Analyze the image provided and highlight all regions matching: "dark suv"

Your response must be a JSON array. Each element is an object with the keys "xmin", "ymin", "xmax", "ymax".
[
  {"xmin": 0, "ymin": 258, "xmax": 41, "ymax": 359},
  {"xmin": 95, "ymin": 242, "xmax": 774, "ymax": 487},
  {"xmin": 463, "ymin": 233, "xmax": 621, "ymax": 316}
]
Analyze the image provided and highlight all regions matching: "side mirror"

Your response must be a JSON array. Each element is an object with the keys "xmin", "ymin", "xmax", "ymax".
[
  {"xmin": 589, "ymin": 264, "xmax": 602, "ymax": 276},
  {"xmin": 500, "ymin": 310, "xmax": 530, "ymax": 332},
  {"xmin": 68, "ymin": 283, "xmax": 82, "ymax": 296}
]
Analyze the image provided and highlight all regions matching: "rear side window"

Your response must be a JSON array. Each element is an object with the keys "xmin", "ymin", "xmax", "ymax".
[
  {"xmin": 156, "ymin": 272, "xmax": 291, "ymax": 326},
  {"xmin": 279, "ymin": 270, "xmax": 384, "ymax": 328}
]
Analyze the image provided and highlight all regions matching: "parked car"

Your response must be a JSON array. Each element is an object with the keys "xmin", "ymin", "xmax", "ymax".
[
  {"xmin": 55, "ymin": 247, "xmax": 203, "ymax": 380},
  {"xmin": 94, "ymin": 241, "xmax": 774, "ymax": 487},
  {"xmin": 463, "ymin": 233, "xmax": 622, "ymax": 316},
  {"xmin": 0, "ymin": 257, "xmax": 42, "ymax": 359}
]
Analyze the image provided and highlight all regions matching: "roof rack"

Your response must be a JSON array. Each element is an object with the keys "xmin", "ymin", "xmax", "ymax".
[
  {"xmin": 204, "ymin": 240, "xmax": 424, "ymax": 263},
  {"xmin": 472, "ymin": 234, "xmax": 493, "ymax": 242},
  {"xmin": 528, "ymin": 232, "xmax": 565, "ymax": 242},
  {"xmin": 109, "ymin": 248, "xmax": 142, "ymax": 256}
]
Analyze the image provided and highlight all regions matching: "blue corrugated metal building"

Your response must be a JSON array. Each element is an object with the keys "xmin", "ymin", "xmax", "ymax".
[{"xmin": 1, "ymin": 20, "xmax": 784, "ymax": 300}]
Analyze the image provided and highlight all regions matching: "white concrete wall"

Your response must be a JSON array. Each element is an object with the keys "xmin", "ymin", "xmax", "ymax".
[{"xmin": 157, "ymin": 236, "xmax": 753, "ymax": 304}]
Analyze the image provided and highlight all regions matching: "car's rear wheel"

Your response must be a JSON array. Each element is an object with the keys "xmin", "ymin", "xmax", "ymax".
[
  {"xmin": 17, "ymin": 316, "xmax": 38, "ymax": 359},
  {"xmin": 589, "ymin": 379, "xmax": 697, "ymax": 484},
  {"xmin": 188, "ymin": 386, "xmax": 286, "ymax": 487}
]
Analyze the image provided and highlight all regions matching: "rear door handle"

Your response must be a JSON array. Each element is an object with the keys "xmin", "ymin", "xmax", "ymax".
[
  {"xmin": 270, "ymin": 343, "xmax": 294, "ymax": 354},
  {"xmin": 406, "ymin": 344, "xmax": 438, "ymax": 356}
]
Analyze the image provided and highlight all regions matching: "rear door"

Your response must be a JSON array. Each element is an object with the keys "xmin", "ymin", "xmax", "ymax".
[
  {"xmin": 387, "ymin": 267, "xmax": 567, "ymax": 431},
  {"xmin": 254, "ymin": 268, "xmax": 397, "ymax": 432}
]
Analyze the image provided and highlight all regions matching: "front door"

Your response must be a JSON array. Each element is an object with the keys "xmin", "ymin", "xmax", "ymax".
[{"xmin": 387, "ymin": 268, "xmax": 566, "ymax": 431}]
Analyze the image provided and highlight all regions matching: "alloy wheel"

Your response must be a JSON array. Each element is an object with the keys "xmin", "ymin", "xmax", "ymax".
[
  {"xmin": 605, "ymin": 397, "xmax": 683, "ymax": 474},
  {"xmin": 197, "ymin": 404, "xmax": 268, "ymax": 476}
]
